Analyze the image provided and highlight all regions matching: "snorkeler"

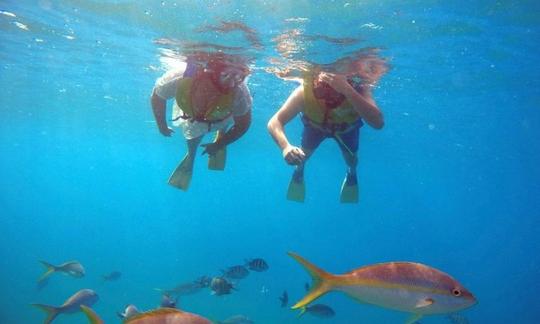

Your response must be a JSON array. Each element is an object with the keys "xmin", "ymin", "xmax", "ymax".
[
  {"xmin": 150, "ymin": 52, "xmax": 253, "ymax": 190},
  {"xmin": 267, "ymin": 56, "xmax": 387, "ymax": 203}
]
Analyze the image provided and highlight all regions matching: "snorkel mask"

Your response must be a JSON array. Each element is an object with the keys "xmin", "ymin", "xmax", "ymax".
[{"xmin": 206, "ymin": 59, "xmax": 250, "ymax": 93}]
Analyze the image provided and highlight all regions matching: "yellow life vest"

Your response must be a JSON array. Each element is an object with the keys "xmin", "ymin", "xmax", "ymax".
[
  {"xmin": 303, "ymin": 74, "xmax": 360, "ymax": 125},
  {"xmin": 175, "ymin": 77, "xmax": 234, "ymax": 122}
]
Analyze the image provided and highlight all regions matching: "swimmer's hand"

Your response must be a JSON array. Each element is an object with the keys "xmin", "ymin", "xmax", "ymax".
[
  {"xmin": 283, "ymin": 145, "xmax": 306, "ymax": 165},
  {"xmin": 159, "ymin": 125, "xmax": 174, "ymax": 137},
  {"xmin": 318, "ymin": 72, "xmax": 352, "ymax": 95},
  {"xmin": 201, "ymin": 142, "xmax": 224, "ymax": 156}
]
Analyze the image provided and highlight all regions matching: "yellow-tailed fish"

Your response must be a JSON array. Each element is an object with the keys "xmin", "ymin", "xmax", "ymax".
[
  {"xmin": 82, "ymin": 306, "xmax": 212, "ymax": 324},
  {"xmin": 288, "ymin": 252, "xmax": 476, "ymax": 324},
  {"xmin": 32, "ymin": 288, "xmax": 98, "ymax": 324},
  {"xmin": 125, "ymin": 308, "xmax": 212, "ymax": 324}
]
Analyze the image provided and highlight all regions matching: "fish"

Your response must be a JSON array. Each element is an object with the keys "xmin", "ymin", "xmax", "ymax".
[
  {"xmin": 288, "ymin": 252, "xmax": 477, "ymax": 324},
  {"xmin": 210, "ymin": 277, "xmax": 234, "ymax": 296},
  {"xmin": 83, "ymin": 306, "xmax": 211, "ymax": 324},
  {"xmin": 102, "ymin": 271, "xmax": 121, "ymax": 281},
  {"xmin": 448, "ymin": 313, "xmax": 470, "ymax": 324},
  {"xmin": 32, "ymin": 288, "xmax": 98, "ymax": 324},
  {"xmin": 37, "ymin": 260, "xmax": 85, "ymax": 283},
  {"xmin": 245, "ymin": 258, "xmax": 268, "ymax": 272},
  {"xmin": 304, "ymin": 282, "xmax": 310, "ymax": 291},
  {"xmin": 160, "ymin": 293, "xmax": 177, "ymax": 308},
  {"xmin": 222, "ymin": 265, "xmax": 249, "ymax": 279},
  {"xmin": 217, "ymin": 314, "xmax": 254, "ymax": 324},
  {"xmin": 279, "ymin": 290, "xmax": 288, "ymax": 307},
  {"xmin": 194, "ymin": 275, "xmax": 212, "ymax": 288},
  {"xmin": 117, "ymin": 305, "xmax": 141, "ymax": 320},
  {"xmin": 155, "ymin": 281, "xmax": 204, "ymax": 296},
  {"xmin": 299, "ymin": 304, "xmax": 335, "ymax": 318},
  {"xmin": 36, "ymin": 277, "xmax": 49, "ymax": 290}
]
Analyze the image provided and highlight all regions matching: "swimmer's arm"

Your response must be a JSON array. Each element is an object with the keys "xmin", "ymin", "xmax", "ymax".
[
  {"xmin": 321, "ymin": 72, "xmax": 384, "ymax": 129},
  {"xmin": 216, "ymin": 110, "xmax": 252, "ymax": 147},
  {"xmin": 150, "ymin": 90, "xmax": 174, "ymax": 136},
  {"xmin": 342, "ymin": 85, "xmax": 384, "ymax": 129},
  {"xmin": 267, "ymin": 86, "xmax": 304, "ymax": 152}
]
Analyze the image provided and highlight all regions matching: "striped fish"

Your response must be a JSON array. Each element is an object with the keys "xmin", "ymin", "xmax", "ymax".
[
  {"xmin": 245, "ymin": 258, "xmax": 268, "ymax": 272},
  {"xmin": 288, "ymin": 252, "xmax": 476, "ymax": 324}
]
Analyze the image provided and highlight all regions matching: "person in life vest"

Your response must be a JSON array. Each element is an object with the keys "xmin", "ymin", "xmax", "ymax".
[
  {"xmin": 267, "ymin": 56, "xmax": 387, "ymax": 203},
  {"xmin": 151, "ymin": 53, "xmax": 252, "ymax": 190}
]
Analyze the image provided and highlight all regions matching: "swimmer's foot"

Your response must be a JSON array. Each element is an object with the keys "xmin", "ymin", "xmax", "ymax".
[
  {"xmin": 340, "ymin": 171, "xmax": 358, "ymax": 203},
  {"xmin": 168, "ymin": 155, "xmax": 194, "ymax": 191},
  {"xmin": 287, "ymin": 170, "xmax": 305, "ymax": 202}
]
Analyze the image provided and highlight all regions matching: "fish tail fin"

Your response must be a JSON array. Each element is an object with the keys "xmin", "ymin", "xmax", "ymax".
[
  {"xmin": 38, "ymin": 261, "xmax": 56, "ymax": 283},
  {"xmin": 31, "ymin": 303, "xmax": 59, "ymax": 324},
  {"xmin": 81, "ymin": 305, "xmax": 104, "ymax": 324},
  {"xmin": 297, "ymin": 306, "xmax": 308, "ymax": 317},
  {"xmin": 288, "ymin": 252, "xmax": 336, "ymax": 309}
]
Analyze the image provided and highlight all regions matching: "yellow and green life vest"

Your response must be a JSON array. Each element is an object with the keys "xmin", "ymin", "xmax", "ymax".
[
  {"xmin": 303, "ymin": 74, "xmax": 360, "ymax": 125},
  {"xmin": 175, "ymin": 77, "xmax": 234, "ymax": 122}
]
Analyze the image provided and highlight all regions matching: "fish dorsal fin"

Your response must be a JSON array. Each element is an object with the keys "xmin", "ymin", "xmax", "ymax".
[
  {"xmin": 414, "ymin": 298, "xmax": 434, "ymax": 308},
  {"xmin": 405, "ymin": 313, "xmax": 423, "ymax": 324},
  {"xmin": 125, "ymin": 308, "xmax": 183, "ymax": 322}
]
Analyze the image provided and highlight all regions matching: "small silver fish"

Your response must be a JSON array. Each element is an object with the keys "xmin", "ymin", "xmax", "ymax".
[
  {"xmin": 37, "ymin": 260, "xmax": 85, "ymax": 283},
  {"xmin": 32, "ymin": 288, "xmax": 98, "ymax": 324},
  {"xmin": 218, "ymin": 314, "xmax": 254, "ymax": 324},
  {"xmin": 299, "ymin": 304, "xmax": 335, "ymax": 318},
  {"xmin": 448, "ymin": 313, "xmax": 470, "ymax": 324},
  {"xmin": 210, "ymin": 277, "xmax": 234, "ymax": 296},
  {"xmin": 279, "ymin": 290, "xmax": 288, "ymax": 308},
  {"xmin": 155, "ymin": 281, "xmax": 203, "ymax": 296},
  {"xmin": 160, "ymin": 293, "xmax": 177, "ymax": 308},
  {"xmin": 117, "ymin": 304, "xmax": 140, "ymax": 320},
  {"xmin": 102, "ymin": 271, "xmax": 121, "ymax": 281}
]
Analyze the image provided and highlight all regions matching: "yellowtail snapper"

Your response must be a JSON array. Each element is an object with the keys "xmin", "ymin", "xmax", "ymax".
[
  {"xmin": 37, "ymin": 260, "xmax": 85, "ymax": 284},
  {"xmin": 288, "ymin": 252, "xmax": 476, "ymax": 324},
  {"xmin": 32, "ymin": 288, "xmax": 98, "ymax": 324}
]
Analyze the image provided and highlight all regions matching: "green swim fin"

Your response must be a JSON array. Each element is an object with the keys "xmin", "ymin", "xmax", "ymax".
[
  {"xmin": 168, "ymin": 156, "xmax": 193, "ymax": 191},
  {"xmin": 287, "ymin": 172, "xmax": 305, "ymax": 202},
  {"xmin": 208, "ymin": 147, "xmax": 226, "ymax": 170},
  {"xmin": 340, "ymin": 172, "xmax": 358, "ymax": 203}
]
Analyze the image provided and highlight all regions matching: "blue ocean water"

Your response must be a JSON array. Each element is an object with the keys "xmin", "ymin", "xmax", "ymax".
[{"xmin": 1, "ymin": 1, "xmax": 539, "ymax": 323}]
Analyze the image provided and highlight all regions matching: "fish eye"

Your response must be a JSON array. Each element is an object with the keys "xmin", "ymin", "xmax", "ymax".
[{"xmin": 452, "ymin": 288, "xmax": 462, "ymax": 297}]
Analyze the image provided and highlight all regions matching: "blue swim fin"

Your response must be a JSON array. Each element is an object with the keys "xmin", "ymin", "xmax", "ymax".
[
  {"xmin": 168, "ymin": 155, "xmax": 193, "ymax": 191},
  {"xmin": 340, "ymin": 172, "xmax": 358, "ymax": 203},
  {"xmin": 287, "ymin": 171, "xmax": 305, "ymax": 202}
]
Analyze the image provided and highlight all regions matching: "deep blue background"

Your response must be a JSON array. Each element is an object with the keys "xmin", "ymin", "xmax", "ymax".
[{"xmin": 1, "ymin": 1, "xmax": 539, "ymax": 323}]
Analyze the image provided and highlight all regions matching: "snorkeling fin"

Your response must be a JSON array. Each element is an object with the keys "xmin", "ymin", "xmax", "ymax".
[
  {"xmin": 340, "ymin": 172, "xmax": 358, "ymax": 203},
  {"xmin": 208, "ymin": 147, "xmax": 226, "ymax": 170},
  {"xmin": 168, "ymin": 155, "xmax": 193, "ymax": 191},
  {"xmin": 287, "ymin": 171, "xmax": 305, "ymax": 202}
]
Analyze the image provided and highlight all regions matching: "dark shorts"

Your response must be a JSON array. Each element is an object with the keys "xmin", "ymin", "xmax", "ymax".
[{"xmin": 301, "ymin": 114, "xmax": 362, "ymax": 154}]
